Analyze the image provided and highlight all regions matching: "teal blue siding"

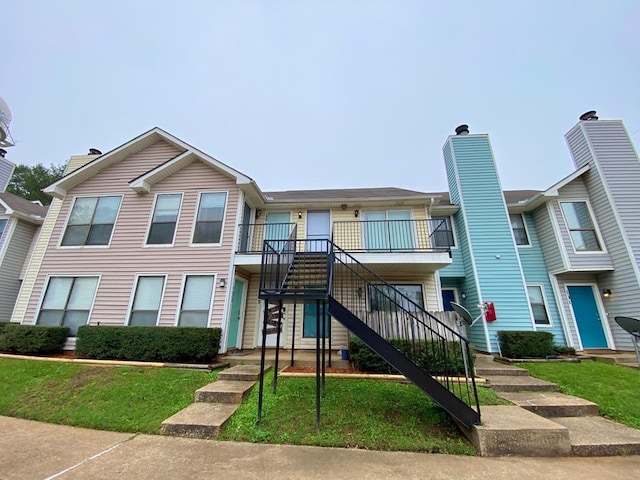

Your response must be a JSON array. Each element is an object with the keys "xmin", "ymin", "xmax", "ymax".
[
  {"xmin": 440, "ymin": 248, "xmax": 465, "ymax": 277},
  {"xmin": 518, "ymin": 213, "xmax": 566, "ymax": 345},
  {"xmin": 445, "ymin": 135, "xmax": 533, "ymax": 352}
]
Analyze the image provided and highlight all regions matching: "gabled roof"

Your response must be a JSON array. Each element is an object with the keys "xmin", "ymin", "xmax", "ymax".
[
  {"xmin": 43, "ymin": 127, "xmax": 263, "ymax": 203},
  {"xmin": 0, "ymin": 192, "xmax": 48, "ymax": 223}
]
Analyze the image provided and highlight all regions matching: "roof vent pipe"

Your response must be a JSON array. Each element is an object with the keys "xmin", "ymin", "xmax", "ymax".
[
  {"xmin": 579, "ymin": 111, "xmax": 598, "ymax": 121},
  {"xmin": 0, "ymin": 148, "xmax": 6, "ymax": 158},
  {"xmin": 88, "ymin": 148, "xmax": 102, "ymax": 155},
  {"xmin": 455, "ymin": 124, "xmax": 469, "ymax": 135}
]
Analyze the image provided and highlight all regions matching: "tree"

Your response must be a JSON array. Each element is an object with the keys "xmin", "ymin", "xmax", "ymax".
[{"xmin": 7, "ymin": 163, "xmax": 65, "ymax": 205}]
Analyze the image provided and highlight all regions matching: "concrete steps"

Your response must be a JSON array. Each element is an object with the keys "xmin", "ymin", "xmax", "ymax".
[
  {"xmin": 472, "ymin": 354, "xmax": 640, "ymax": 457},
  {"xmin": 161, "ymin": 365, "xmax": 271, "ymax": 440}
]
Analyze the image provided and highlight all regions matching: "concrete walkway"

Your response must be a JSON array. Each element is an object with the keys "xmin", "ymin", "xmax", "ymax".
[{"xmin": 1, "ymin": 416, "xmax": 640, "ymax": 480}]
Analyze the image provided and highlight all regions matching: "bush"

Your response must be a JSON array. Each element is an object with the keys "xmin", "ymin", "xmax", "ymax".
[
  {"xmin": 349, "ymin": 337, "xmax": 472, "ymax": 376},
  {"xmin": 553, "ymin": 345, "xmax": 577, "ymax": 356},
  {"xmin": 0, "ymin": 324, "xmax": 69, "ymax": 355},
  {"xmin": 497, "ymin": 331, "xmax": 555, "ymax": 358},
  {"xmin": 75, "ymin": 326, "xmax": 221, "ymax": 363}
]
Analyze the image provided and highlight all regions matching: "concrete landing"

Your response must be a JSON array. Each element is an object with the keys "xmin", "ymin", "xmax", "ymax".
[
  {"xmin": 469, "ymin": 406, "xmax": 571, "ymax": 457},
  {"xmin": 195, "ymin": 380, "xmax": 256, "ymax": 403},
  {"xmin": 551, "ymin": 416, "xmax": 640, "ymax": 456},
  {"xmin": 217, "ymin": 364, "xmax": 272, "ymax": 382},
  {"xmin": 484, "ymin": 375, "xmax": 558, "ymax": 392},
  {"xmin": 223, "ymin": 349, "xmax": 350, "ymax": 368},
  {"xmin": 160, "ymin": 403, "xmax": 239, "ymax": 439},
  {"xmin": 499, "ymin": 392, "xmax": 599, "ymax": 418}
]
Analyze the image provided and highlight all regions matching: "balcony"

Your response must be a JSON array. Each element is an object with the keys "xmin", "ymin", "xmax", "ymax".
[{"xmin": 234, "ymin": 219, "xmax": 452, "ymax": 273}]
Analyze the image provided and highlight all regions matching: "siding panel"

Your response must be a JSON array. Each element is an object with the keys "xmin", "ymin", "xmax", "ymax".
[{"xmin": 0, "ymin": 220, "xmax": 37, "ymax": 320}]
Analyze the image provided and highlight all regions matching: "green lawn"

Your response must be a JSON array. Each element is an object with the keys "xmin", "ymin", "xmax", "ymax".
[
  {"xmin": 219, "ymin": 372, "xmax": 505, "ymax": 455},
  {"xmin": 517, "ymin": 361, "xmax": 640, "ymax": 429},
  {"xmin": 0, "ymin": 358, "xmax": 217, "ymax": 433}
]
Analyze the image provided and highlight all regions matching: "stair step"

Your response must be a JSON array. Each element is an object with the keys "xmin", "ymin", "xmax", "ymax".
[
  {"xmin": 160, "ymin": 402, "xmax": 239, "ymax": 439},
  {"xmin": 475, "ymin": 365, "xmax": 530, "ymax": 377},
  {"xmin": 469, "ymin": 405, "xmax": 571, "ymax": 456},
  {"xmin": 217, "ymin": 364, "xmax": 272, "ymax": 382},
  {"xmin": 195, "ymin": 380, "xmax": 256, "ymax": 403},
  {"xmin": 550, "ymin": 416, "xmax": 640, "ymax": 456},
  {"xmin": 484, "ymin": 375, "xmax": 558, "ymax": 392},
  {"xmin": 499, "ymin": 392, "xmax": 599, "ymax": 417}
]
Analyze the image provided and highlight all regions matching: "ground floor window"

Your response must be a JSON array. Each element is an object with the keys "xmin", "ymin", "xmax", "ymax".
[
  {"xmin": 177, "ymin": 275, "xmax": 215, "ymax": 327},
  {"xmin": 527, "ymin": 285, "xmax": 550, "ymax": 325},
  {"xmin": 37, "ymin": 276, "xmax": 99, "ymax": 335},
  {"xmin": 128, "ymin": 275, "xmax": 166, "ymax": 326},
  {"xmin": 369, "ymin": 284, "xmax": 424, "ymax": 312}
]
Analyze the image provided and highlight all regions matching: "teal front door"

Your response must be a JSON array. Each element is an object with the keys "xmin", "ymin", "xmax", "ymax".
[
  {"xmin": 226, "ymin": 279, "xmax": 245, "ymax": 349},
  {"xmin": 567, "ymin": 285, "xmax": 608, "ymax": 349},
  {"xmin": 303, "ymin": 301, "xmax": 330, "ymax": 338},
  {"xmin": 265, "ymin": 212, "xmax": 291, "ymax": 250}
]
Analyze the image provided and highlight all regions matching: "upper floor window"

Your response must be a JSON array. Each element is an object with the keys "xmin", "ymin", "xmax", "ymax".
[
  {"xmin": 177, "ymin": 275, "xmax": 215, "ymax": 327},
  {"xmin": 429, "ymin": 216, "xmax": 455, "ymax": 248},
  {"xmin": 527, "ymin": 285, "xmax": 550, "ymax": 325},
  {"xmin": 128, "ymin": 275, "xmax": 166, "ymax": 326},
  {"xmin": 193, "ymin": 192, "xmax": 227, "ymax": 244},
  {"xmin": 510, "ymin": 214, "xmax": 529, "ymax": 246},
  {"xmin": 37, "ymin": 276, "xmax": 99, "ymax": 335},
  {"xmin": 61, "ymin": 196, "xmax": 121, "ymax": 246},
  {"xmin": 0, "ymin": 218, "xmax": 7, "ymax": 240},
  {"xmin": 560, "ymin": 201, "xmax": 602, "ymax": 252},
  {"xmin": 147, "ymin": 193, "xmax": 182, "ymax": 245}
]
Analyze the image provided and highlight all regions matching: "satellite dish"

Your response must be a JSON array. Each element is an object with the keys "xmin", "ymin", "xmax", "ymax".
[
  {"xmin": 0, "ymin": 96, "xmax": 14, "ymax": 147},
  {"xmin": 450, "ymin": 302, "xmax": 474, "ymax": 326},
  {"xmin": 614, "ymin": 317, "xmax": 640, "ymax": 365}
]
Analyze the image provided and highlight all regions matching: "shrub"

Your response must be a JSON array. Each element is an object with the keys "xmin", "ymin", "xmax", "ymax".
[
  {"xmin": 75, "ymin": 326, "xmax": 221, "ymax": 363},
  {"xmin": 349, "ymin": 337, "xmax": 472, "ymax": 376},
  {"xmin": 553, "ymin": 345, "xmax": 577, "ymax": 356},
  {"xmin": 497, "ymin": 331, "xmax": 555, "ymax": 358},
  {"xmin": 0, "ymin": 324, "xmax": 69, "ymax": 355}
]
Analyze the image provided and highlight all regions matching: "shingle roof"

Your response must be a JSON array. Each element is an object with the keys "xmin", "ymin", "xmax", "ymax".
[
  {"xmin": 431, "ymin": 190, "xmax": 542, "ymax": 206},
  {"xmin": 0, "ymin": 192, "xmax": 48, "ymax": 218},
  {"xmin": 263, "ymin": 187, "xmax": 433, "ymax": 202}
]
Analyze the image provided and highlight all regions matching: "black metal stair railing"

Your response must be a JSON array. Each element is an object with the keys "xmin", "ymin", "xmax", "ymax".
[{"xmin": 328, "ymin": 243, "xmax": 480, "ymax": 427}]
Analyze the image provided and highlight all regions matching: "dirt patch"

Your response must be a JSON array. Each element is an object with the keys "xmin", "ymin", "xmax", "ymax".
[
  {"xmin": 281, "ymin": 366, "xmax": 360, "ymax": 374},
  {"xmin": 67, "ymin": 368, "xmax": 111, "ymax": 388}
]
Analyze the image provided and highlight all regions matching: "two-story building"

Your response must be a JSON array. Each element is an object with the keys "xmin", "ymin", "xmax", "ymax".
[{"xmin": 10, "ymin": 112, "xmax": 640, "ymax": 356}]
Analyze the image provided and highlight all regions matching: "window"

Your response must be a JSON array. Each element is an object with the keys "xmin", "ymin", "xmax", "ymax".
[
  {"xmin": 128, "ymin": 276, "xmax": 165, "ymax": 326},
  {"xmin": 429, "ymin": 216, "xmax": 455, "ymax": 248},
  {"xmin": 147, "ymin": 194, "xmax": 182, "ymax": 245},
  {"xmin": 560, "ymin": 201, "xmax": 602, "ymax": 251},
  {"xmin": 369, "ymin": 284, "xmax": 424, "ymax": 312},
  {"xmin": 193, "ymin": 192, "xmax": 227, "ymax": 244},
  {"xmin": 37, "ymin": 276, "xmax": 99, "ymax": 335},
  {"xmin": 61, "ymin": 196, "xmax": 121, "ymax": 246},
  {"xmin": 0, "ymin": 218, "xmax": 7, "ymax": 240},
  {"xmin": 177, "ymin": 275, "xmax": 214, "ymax": 327},
  {"xmin": 510, "ymin": 214, "xmax": 529, "ymax": 245},
  {"xmin": 527, "ymin": 285, "xmax": 550, "ymax": 325}
]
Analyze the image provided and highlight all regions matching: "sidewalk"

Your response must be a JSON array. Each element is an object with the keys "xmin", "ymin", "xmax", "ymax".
[{"xmin": 2, "ymin": 416, "xmax": 640, "ymax": 480}]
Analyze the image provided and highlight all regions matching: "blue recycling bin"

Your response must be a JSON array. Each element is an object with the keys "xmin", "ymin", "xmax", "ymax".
[{"xmin": 339, "ymin": 349, "xmax": 350, "ymax": 361}]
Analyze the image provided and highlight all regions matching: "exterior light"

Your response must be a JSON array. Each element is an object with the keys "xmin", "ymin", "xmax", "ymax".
[
  {"xmin": 219, "ymin": 278, "xmax": 226, "ymax": 288},
  {"xmin": 298, "ymin": 211, "xmax": 302, "ymax": 219},
  {"xmin": 602, "ymin": 289, "xmax": 612, "ymax": 298},
  {"xmin": 354, "ymin": 209, "xmax": 359, "ymax": 218}
]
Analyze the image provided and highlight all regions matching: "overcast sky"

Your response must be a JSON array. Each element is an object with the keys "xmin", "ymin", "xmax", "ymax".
[{"xmin": 3, "ymin": 1, "xmax": 639, "ymax": 194}]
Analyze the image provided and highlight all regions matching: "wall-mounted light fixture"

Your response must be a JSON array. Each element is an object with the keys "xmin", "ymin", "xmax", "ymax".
[
  {"xmin": 461, "ymin": 292, "xmax": 467, "ymax": 299},
  {"xmin": 602, "ymin": 288, "xmax": 612, "ymax": 298},
  {"xmin": 255, "ymin": 209, "xmax": 261, "ymax": 219},
  {"xmin": 341, "ymin": 204, "xmax": 347, "ymax": 210},
  {"xmin": 354, "ymin": 209, "xmax": 359, "ymax": 218},
  {"xmin": 357, "ymin": 287, "xmax": 363, "ymax": 298},
  {"xmin": 219, "ymin": 278, "xmax": 226, "ymax": 288},
  {"xmin": 298, "ymin": 211, "xmax": 303, "ymax": 219}
]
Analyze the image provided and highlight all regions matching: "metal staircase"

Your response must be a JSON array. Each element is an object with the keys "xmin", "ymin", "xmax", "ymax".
[{"xmin": 258, "ymin": 238, "xmax": 480, "ymax": 428}]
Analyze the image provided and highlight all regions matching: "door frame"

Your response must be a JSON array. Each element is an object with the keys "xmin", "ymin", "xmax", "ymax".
[
  {"xmin": 226, "ymin": 276, "xmax": 248, "ymax": 350},
  {"xmin": 565, "ymin": 283, "xmax": 613, "ymax": 350}
]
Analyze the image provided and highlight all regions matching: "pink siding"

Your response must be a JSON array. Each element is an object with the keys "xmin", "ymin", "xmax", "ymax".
[{"xmin": 24, "ymin": 140, "xmax": 241, "ymax": 329}]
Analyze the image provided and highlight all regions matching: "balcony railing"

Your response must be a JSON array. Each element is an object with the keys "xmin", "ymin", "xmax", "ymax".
[
  {"xmin": 237, "ymin": 219, "xmax": 453, "ymax": 254},
  {"xmin": 332, "ymin": 219, "xmax": 452, "ymax": 253}
]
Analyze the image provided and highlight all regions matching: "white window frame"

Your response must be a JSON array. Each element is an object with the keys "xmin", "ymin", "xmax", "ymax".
[
  {"xmin": 509, "ymin": 213, "xmax": 531, "ymax": 247},
  {"xmin": 429, "ymin": 215, "xmax": 456, "ymax": 249},
  {"xmin": 190, "ymin": 191, "xmax": 229, "ymax": 247},
  {"xmin": 0, "ymin": 218, "xmax": 7, "ymax": 241},
  {"xmin": 144, "ymin": 192, "xmax": 184, "ymax": 247},
  {"xmin": 174, "ymin": 273, "xmax": 217, "ymax": 327},
  {"xmin": 35, "ymin": 274, "xmax": 101, "ymax": 335},
  {"xmin": 527, "ymin": 283, "xmax": 552, "ymax": 327},
  {"xmin": 126, "ymin": 274, "xmax": 168, "ymax": 326},
  {"xmin": 368, "ymin": 283, "xmax": 425, "ymax": 312},
  {"xmin": 559, "ymin": 200, "xmax": 606, "ymax": 254},
  {"xmin": 59, "ymin": 194, "xmax": 123, "ymax": 248}
]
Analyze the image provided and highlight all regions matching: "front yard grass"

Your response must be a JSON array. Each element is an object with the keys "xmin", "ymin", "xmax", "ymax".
[
  {"xmin": 219, "ymin": 372, "xmax": 506, "ymax": 455},
  {"xmin": 0, "ymin": 358, "xmax": 217, "ymax": 433},
  {"xmin": 517, "ymin": 361, "xmax": 640, "ymax": 429}
]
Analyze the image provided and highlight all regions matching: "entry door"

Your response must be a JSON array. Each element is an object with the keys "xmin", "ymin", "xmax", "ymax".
[
  {"xmin": 567, "ymin": 286, "xmax": 608, "ymax": 349},
  {"xmin": 441, "ymin": 289, "xmax": 457, "ymax": 312},
  {"xmin": 226, "ymin": 279, "xmax": 246, "ymax": 349},
  {"xmin": 238, "ymin": 202, "xmax": 252, "ymax": 253},
  {"xmin": 303, "ymin": 301, "xmax": 330, "ymax": 338},
  {"xmin": 363, "ymin": 211, "xmax": 414, "ymax": 251},
  {"xmin": 306, "ymin": 210, "xmax": 330, "ymax": 252},
  {"xmin": 265, "ymin": 212, "xmax": 291, "ymax": 251}
]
